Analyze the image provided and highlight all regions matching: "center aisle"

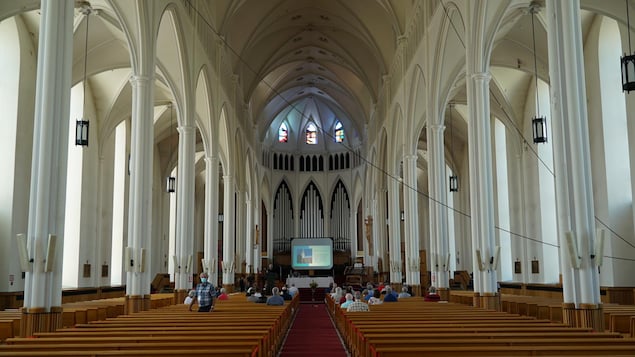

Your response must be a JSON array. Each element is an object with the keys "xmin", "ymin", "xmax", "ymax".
[{"xmin": 278, "ymin": 304, "xmax": 348, "ymax": 356}]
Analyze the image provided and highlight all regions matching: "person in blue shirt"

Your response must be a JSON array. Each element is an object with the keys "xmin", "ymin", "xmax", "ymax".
[
  {"xmin": 266, "ymin": 287, "xmax": 285, "ymax": 305},
  {"xmin": 382, "ymin": 285, "xmax": 399, "ymax": 302}
]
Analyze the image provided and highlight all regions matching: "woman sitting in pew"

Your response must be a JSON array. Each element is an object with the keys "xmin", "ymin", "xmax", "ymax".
[{"xmin": 424, "ymin": 286, "xmax": 441, "ymax": 302}]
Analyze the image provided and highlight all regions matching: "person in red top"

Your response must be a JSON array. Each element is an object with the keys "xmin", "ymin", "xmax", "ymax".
[
  {"xmin": 424, "ymin": 286, "xmax": 441, "ymax": 302},
  {"xmin": 217, "ymin": 287, "xmax": 229, "ymax": 300}
]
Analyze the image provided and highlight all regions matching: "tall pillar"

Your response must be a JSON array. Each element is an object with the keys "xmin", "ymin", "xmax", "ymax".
[
  {"xmin": 21, "ymin": 0, "xmax": 73, "ymax": 337},
  {"xmin": 245, "ymin": 198, "xmax": 253, "ymax": 274},
  {"xmin": 547, "ymin": 0, "xmax": 602, "ymax": 330},
  {"xmin": 387, "ymin": 178, "xmax": 402, "ymax": 285},
  {"xmin": 466, "ymin": 71, "xmax": 499, "ymax": 309},
  {"xmin": 222, "ymin": 175, "xmax": 236, "ymax": 291},
  {"xmin": 174, "ymin": 125, "xmax": 196, "ymax": 294},
  {"xmin": 403, "ymin": 155, "xmax": 421, "ymax": 293},
  {"xmin": 427, "ymin": 124, "xmax": 450, "ymax": 297},
  {"xmin": 203, "ymin": 157, "xmax": 220, "ymax": 285}
]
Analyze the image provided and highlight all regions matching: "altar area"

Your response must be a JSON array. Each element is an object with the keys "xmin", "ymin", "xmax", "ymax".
[{"xmin": 285, "ymin": 276, "xmax": 334, "ymax": 288}]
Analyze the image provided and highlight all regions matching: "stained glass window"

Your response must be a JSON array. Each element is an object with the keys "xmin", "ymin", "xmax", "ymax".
[
  {"xmin": 278, "ymin": 122, "xmax": 288, "ymax": 143},
  {"xmin": 334, "ymin": 121, "xmax": 344, "ymax": 142},
  {"xmin": 306, "ymin": 122, "xmax": 317, "ymax": 144}
]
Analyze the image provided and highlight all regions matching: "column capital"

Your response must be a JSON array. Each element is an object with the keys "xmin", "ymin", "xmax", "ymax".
[
  {"xmin": 129, "ymin": 75, "xmax": 153, "ymax": 86},
  {"xmin": 397, "ymin": 35, "xmax": 408, "ymax": 46},
  {"xmin": 403, "ymin": 154, "xmax": 418, "ymax": 161},
  {"xmin": 177, "ymin": 125, "xmax": 196, "ymax": 135},
  {"xmin": 428, "ymin": 124, "xmax": 446, "ymax": 132},
  {"xmin": 471, "ymin": 71, "xmax": 491, "ymax": 82}
]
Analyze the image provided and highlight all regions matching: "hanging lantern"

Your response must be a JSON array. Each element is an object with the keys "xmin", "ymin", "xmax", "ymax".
[
  {"xmin": 449, "ymin": 175, "xmax": 459, "ymax": 192},
  {"xmin": 166, "ymin": 176, "xmax": 176, "ymax": 193},
  {"xmin": 75, "ymin": 119, "xmax": 89, "ymax": 146},
  {"xmin": 75, "ymin": 5, "xmax": 92, "ymax": 146},
  {"xmin": 623, "ymin": 0, "xmax": 635, "ymax": 92},
  {"xmin": 532, "ymin": 116, "xmax": 547, "ymax": 143}
]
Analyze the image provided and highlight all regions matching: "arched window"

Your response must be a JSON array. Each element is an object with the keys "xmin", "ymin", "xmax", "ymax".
[
  {"xmin": 306, "ymin": 122, "xmax": 317, "ymax": 144},
  {"xmin": 278, "ymin": 122, "xmax": 288, "ymax": 143},
  {"xmin": 334, "ymin": 121, "xmax": 344, "ymax": 142}
]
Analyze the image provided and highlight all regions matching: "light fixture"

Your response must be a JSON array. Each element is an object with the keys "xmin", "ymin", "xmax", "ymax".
[
  {"xmin": 166, "ymin": 103, "xmax": 176, "ymax": 193},
  {"xmin": 530, "ymin": 2, "xmax": 547, "ymax": 143},
  {"xmin": 75, "ymin": 2, "xmax": 92, "ymax": 146},
  {"xmin": 448, "ymin": 103, "xmax": 459, "ymax": 192},
  {"xmin": 218, "ymin": 214, "xmax": 224, "ymax": 222},
  {"xmin": 400, "ymin": 211, "xmax": 405, "ymax": 221},
  {"xmin": 622, "ymin": 0, "xmax": 635, "ymax": 92}
]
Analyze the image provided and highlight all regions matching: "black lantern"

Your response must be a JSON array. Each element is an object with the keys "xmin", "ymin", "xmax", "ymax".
[
  {"xmin": 166, "ymin": 176, "xmax": 176, "ymax": 193},
  {"xmin": 449, "ymin": 175, "xmax": 459, "ymax": 192},
  {"xmin": 532, "ymin": 116, "xmax": 547, "ymax": 143},
  {"xmin": 622, "ymin": 0, "xmax": 635, "ymax": 92},
  {"xmin": 166, "ymin": 103, "xmax": 176, "ymax": 193},
  {"xmin": 448, "ymin": 104, "xmax": 459, "ymax": 193},
  {"xmin": 75, "ymin": 3, "xmax": 92, "ymax": 146},
  {"xmin": 75, "ymin": 119, "xmax": 89, "ymax": 146},
  {"xmin": 529, "ymin": 2, "xmax": 548, "ymax": 144}
]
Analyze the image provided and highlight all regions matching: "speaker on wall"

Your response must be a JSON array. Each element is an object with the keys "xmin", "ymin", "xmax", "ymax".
[{"xmin": 16, "ymin": 234, "xmax": 31, "ymax": 272}]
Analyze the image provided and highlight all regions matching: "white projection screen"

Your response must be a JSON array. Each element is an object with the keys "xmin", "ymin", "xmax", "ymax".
[{"xmin": 291, "ymin": 237, "xmax": 333, "ymax": 270}]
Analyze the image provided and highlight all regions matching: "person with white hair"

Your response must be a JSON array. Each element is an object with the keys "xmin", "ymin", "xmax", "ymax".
[
  {"xmin": 340, "ymin": 293, "xmax": 354, "ymax": 309},
  {"xmin": 189, "ymin": 272, "xmax": 215, "ymax": 312},
  {"xmin": 424, "ymin": 286, "xmax": 441, "ymax": 302},
  {"xmin": 398, "ymin": 286, "xmax": 411, "ymax": 299},
  {"xmin": 383, "ymin": 285, "xmax": 398, "ymax": 302},
  {"xmin": 183, "ymin": 290, "xmax": 196, "ymax": 305},
  {"xmin": 266, "ymin": 287, "xmax": 284, "ymax": 305}
]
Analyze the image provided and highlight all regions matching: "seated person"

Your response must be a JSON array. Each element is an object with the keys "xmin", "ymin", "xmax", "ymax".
[
  {"xmin": 340, "ymin": 293, "xmax": 354, "ymax": 309},
  {"xmin": 382, "ymin": 286, "xmax": 398, "ymax": 302},
  {"xmin": 424, "ymin": 286, "xmax": 441, "ymax": 302},
  {"xmin": 183, "ymin": 290, "xmax": 196, "ymax": 305},
  {"xmin": 246, "ymin": 287, "xmax": 260, "ymax": 302},
  {"xmin": 288, "ymin": 283, "xmax": 299, "ymax": 297},
  {"xmin": 266, "ymin": 287, "xmax": 285, "ymax": 305},
  {"xmin": 398, "ymin": 286, "xmax": 411, "ymax": 298},
  {"xmin": 368, "ymin": 289, "xmax": 383, "ymax": 305},
  {"xmin": 281, "ymin": 286, "xmax": 293, "ymax": 300},
  {"xmin": 347, "ymin": 291, "xmax": 370, "ymax": 312},
  {"xmin": 217, "ymin": 287, "xmax": 229, "ymax": 300}
]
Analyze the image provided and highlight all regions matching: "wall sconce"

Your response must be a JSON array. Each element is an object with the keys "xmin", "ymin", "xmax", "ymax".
[
  {"xmin": 218, "ymin": 214, "xmax": 224, "ymax": 222},
  {"xmin": 400, "ymin": 211, "xmax": 405, "ymax": 221}
]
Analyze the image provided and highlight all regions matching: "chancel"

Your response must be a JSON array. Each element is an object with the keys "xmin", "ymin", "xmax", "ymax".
[{"xmin": 1, "ymin": 0, "xmax": 635, "ymax": 355}]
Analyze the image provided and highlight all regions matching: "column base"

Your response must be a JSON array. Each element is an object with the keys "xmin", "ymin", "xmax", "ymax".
[
  {"xmin": 480, "ymin": 292, "xmax": 500, "ymax": 311},
  {"xmin": 174, "ymin": 289, "xmax": 188, "ymax": 306},
  {"xmin": 437, "ymin": 287, "xmax": 450, "ymax": 302},
  {"xmin": 20, "ymin": 307, "xmax": 63, "ymax": 337},
  {"xmin": 222, "ymin": 284, "xmax": 234, "ymax": 293},
  {"xmin": 578, "ymin": 303, "xmax": 603, "ymax": 332},
  {"xmin": 392, "ymin": 283, "xmax": 402, "ymax": 294},
  {"xmin": 562, "ymin": 302, "xmax": 576, "ymax": 327},
  {"xmin": 125, "ymin": 295, "xmax": 144, "ymax": 314},
  {"xmin": 473, "ymin": 292, "xmax": 481, "ymax": 308},
  {"xmin": 410, "ymin": 284, "xmax": 421, "ymax": 297},
  {"xmin": 143, "ymin": 294, "xmax": 152, "ymax": 311}
]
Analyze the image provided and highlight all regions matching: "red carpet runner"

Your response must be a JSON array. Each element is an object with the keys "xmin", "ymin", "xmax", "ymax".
[{"xmin": 279, "ymin": 304, "xmax": 348, "ymax": 356}]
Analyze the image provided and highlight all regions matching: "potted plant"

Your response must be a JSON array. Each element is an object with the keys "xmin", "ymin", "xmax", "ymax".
[{"xmin": 309, "ymin": 280, "xmax": 318, "ymax": 301}]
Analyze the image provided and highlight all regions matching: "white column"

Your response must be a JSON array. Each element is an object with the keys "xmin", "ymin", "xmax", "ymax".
[
  {"xmin": 23, "ymin": 0, "xmax": 74, "ymax": 310},
  {"xmin": 245, "ymin": 198, "xmax": 253, "ymax": 274},
  {"xmin": 427, "ymin": 124, "xmax": 450, "ymax": 289},
  {"xmin": 547, "ymin": 0, "xmax": 600, "ymax": 305},
  {"xmin": 403, "ymin": 155, "xmax": 421, "ymax": 285},
  {"xmin": 203, "ymin": 157, "xmax": 219, "ymax": 284},
  {"xmin": 388, "ymin": 178, "xmax": 402, "ymax": 284},
  {"xmin": 467, "ymin": 71, "xmax": 498, "ymax": 294},
  {"xmin": 174, "ymin": 125, "xmax": 195, "ymax": 290},
  {"xmin": 222, "ymin": 175, "xmax": 235, "ymax": 286}
]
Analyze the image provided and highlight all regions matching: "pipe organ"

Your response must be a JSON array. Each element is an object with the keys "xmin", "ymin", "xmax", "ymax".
[
  {"xmin": 300, "ymin": 181, "xmax": 324, "ymax": 238},
  {"xmin": 330, "ymin": 180, "xmax": 351, "ymax": 252},
  {"xmin": 273, "ymin": 182, "xmax": 293, "ymax": 253}
]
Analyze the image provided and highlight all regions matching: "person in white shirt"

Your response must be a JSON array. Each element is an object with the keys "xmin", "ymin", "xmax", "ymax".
[{"xmin": 288, "ymin": 283, "xmax": 299, "ymax": 297}]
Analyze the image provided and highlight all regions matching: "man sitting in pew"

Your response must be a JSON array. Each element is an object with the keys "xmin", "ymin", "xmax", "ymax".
[
  {"xmin": 347, "ymin": 291, "xmax": 369, "ymax": 312},
  {"xmin": 382, "ymin": 286, "xmax": 398, "ymax": 302},
  {"xmin": 266, "ymin": 287, "xmax": 284, "ymax": 306}
]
